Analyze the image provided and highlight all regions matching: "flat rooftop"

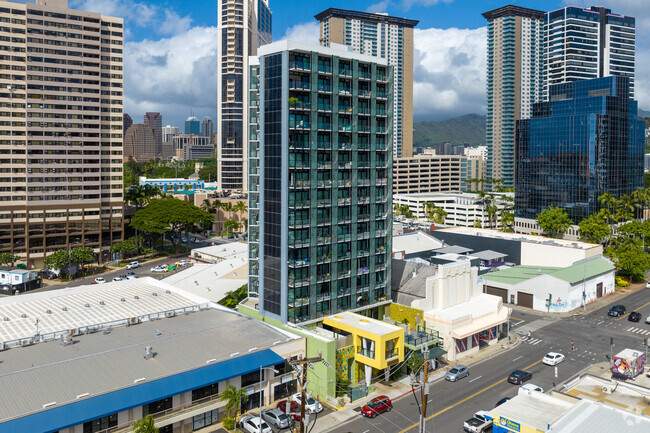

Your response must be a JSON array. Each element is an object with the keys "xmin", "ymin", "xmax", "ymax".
[
  {"xmin": 490, "ymin": 392, "xmax": 575, "ymax": 430},
  {"xmin": 192, "ymin": 242, "xmax": 248, "ymax": 261},
  {"xmin": 552, "ymin": 399, "xmax": 650, "ymax": 432},
  {"xmin": 392, "ymin": 231, "xmax": 443, "ymax": 255},
  {"xmin": 326, "ymin": 311, "xmax": 402, "ymax": 336},
  {"xmin": 436, "ymin": 227, "xmax": 601, "ymax": 250}
]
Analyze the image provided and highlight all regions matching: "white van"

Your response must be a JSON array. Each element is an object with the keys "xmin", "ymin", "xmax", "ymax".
[{"xmin": 518, "ymin": 383, "xmax": 544, "ymax": 396}]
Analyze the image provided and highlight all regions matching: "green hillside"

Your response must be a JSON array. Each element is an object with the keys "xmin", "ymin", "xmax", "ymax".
[{"xmin": 413, "ymin": 113, "xmax": 486, "ymax": 148}]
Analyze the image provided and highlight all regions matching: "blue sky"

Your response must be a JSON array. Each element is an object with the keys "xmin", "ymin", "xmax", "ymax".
[{"xmin": 60, "ymin": 0, "xmax": 650, "ymax": 129}]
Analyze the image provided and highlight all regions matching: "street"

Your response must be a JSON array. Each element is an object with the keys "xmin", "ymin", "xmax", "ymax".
[{"xmin": 327, "ymin": 287, "xmax": 650, "ymax": 433}]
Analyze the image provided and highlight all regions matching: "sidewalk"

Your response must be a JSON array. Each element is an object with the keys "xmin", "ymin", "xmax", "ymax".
[{"xmin": 311, "ymin": 333, "xmax": 522, "ymax": 432}]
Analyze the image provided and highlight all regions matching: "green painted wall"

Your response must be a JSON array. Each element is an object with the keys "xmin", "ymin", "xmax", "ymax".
[{"xmin": 389, "ymin": 302, "xmax": 425, "ymax": 329}]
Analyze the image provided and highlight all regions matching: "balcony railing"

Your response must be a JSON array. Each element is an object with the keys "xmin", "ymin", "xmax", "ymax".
[
  {"xmin": 404, "ymin": 329, "xmax": 440, "ymax": 347},
  {"xmin": 385, "ymin": 349, "xmax": 398, "ymax": 360},
  {"xmin": 357, "ymin": 346, "xmax": 374, "ymax": 359}
]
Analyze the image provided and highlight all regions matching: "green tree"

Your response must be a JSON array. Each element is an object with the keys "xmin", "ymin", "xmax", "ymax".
[
  {"xmin": 0, "ymin": 252, "xmax": 19, "ymax": 266},
  {"xmin": 500, "ymin": 210, "xmax": 515, "ymax": 232},
  {"xmin": 124, "ymin": 184, "xmax": 162, "ymax": 210},
  {"xmin": 131, "ymin": 197, "xmax": 213, "ymax": 252},
  {"xmin": 473, "ymin": 218, "xmax": 482, "ymax": 228},
  {"xmin": 223, "ymin": 219, "xmax": 240, "ymax": 233},
  {"xmin": 432, "ymin": 207, "xmax": 447, "ymax": 225},
  {"xmin": 578, "ymin": 211, "xmax": 610, "ymax": 244},
  {"xmin": 43, "ymin": 250, "xmax": 71, "ymax": 274},
  {"xmin": 197, "ymin": 158, "xmax": 218, "ymax": 182},
  {"xmin": 132, "ymin": 414, "xmax": 158, "ymax": 433},
  {"xmin": 536, "ymin": 206, "xmax": 573, "ymax": 239},
  {"xmin": 70, "ymin": 247, "xmax": 95, "ymax": 267},
  {"xmin": 221, "ymin": 384, "xmax": 248, "ymax": 418},
  {"xmin": 607, "ymin": 244, "xmax": 650, "ymax": 282}
]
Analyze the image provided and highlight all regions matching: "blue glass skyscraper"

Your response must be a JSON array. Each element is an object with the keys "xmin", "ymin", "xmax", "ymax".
[
  {"xmin": 184, "ymin": 116, "xmax": 200, "ymax": 135},
  {"xmin": 515, "ymin": 76, "xmax": 644, "ymax": 222}
]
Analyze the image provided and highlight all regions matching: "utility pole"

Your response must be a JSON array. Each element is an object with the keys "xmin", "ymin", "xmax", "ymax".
[
  {"xmin": 288, "ymin": 354, "xmax": 324, "ymax": 433},
  {"xmin": 419, "ymin": 349, "xmax": 430, "ymax": 433}
]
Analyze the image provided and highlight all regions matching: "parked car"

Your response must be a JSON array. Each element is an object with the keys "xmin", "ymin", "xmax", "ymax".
[
  {"xmin": 151, "ymin": 266, "xmax": 167, "ymax": 273},
  {"xmin": 112, "ymin": 276, "xmax": 124, "ymax": 282},
  {"xmin": 276, "ymin": 400, "xmax": 301, "ymax": 421},
  {"xmin": 508, "ymin": 370, "xmax": 532, "ymax": 385},
  {"xmin": 291, "ymin": 392, "xmax": 323, "ymax": 413},
  {"xmin": 463, "ymin": 410, "xmax": 493, "ymax": 433},
  {"xmin": 495, "ymin": 397, "xmax": 511, "ymax": 407},
  {"xmin": 124, "ymin": 274, "xmax": 137, "ymax": 280},
  {"xmin": 178, "ymin": 259, "xmax": 189, "ymax": 266},
  {"xmin": 518, "ymin": 383, "xmax": 544, "ymax": 396},
  {"xmin": 261, "ymin": 408, "xmax": 290, "ymax": 429},
  {"xmin": 646, "ymin": 281, "xmax": 650, "ymax": 289},
  {"xmin": 38, "ymin": 270, "xmax": 57, "ymax": 280},
  {"xmin": 360, "ymin": 395, "xmax": 392, "ymax": 418},
  {"xmin": 608, "ymin": 305, "xmax": 626, "ymax": 317},
  {"xmin": 543, "ymin": 352, "xmax": 565, "ymax": 366},
  {"xmin": 94, "ymin": 277, "xmax": 106, "ymax": 284},
  {"xmin": 629, "ymin": 311, "xmax": 641, "ymax": 322},
  {"xmin": 125, "ymin": 261, "xmax": 140, "ymax": 270},
  {"xmin": 645, "ymin": 315, "xmax": 650, "ymax": 325},
  {"xmin": 445, "ymin": 365, "xmax": 469, "ymax": 382},
  {"xmin": 239, "ymin": 415, "xmax": 272, "ymax": 433}
]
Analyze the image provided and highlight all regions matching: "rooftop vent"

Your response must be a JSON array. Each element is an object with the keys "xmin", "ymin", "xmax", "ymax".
[
  {"xmin": 20, "ymin": 313, "xmax": 27, "ymax": 318},
  {"xmin": 85, "ymin": 304, "xmax": 90, "ymax": 308},
  {"xmin": 99, "ymin": 301, "xmax": 105, "ymax": 305},
  {"xmin": 46, "ymin": 309, "xmax": 52, "ymax": 314},
  {"xmin": 144, "ymin": 346, "xmax": 154, "ymax": 359},
  {"xmin": 62, "ymin": 307, "xmax": 68, "ymax": 311},
  {"xmin": 152, "ymin": 292, "xmax": 158, "ymax": 296},
  {"xmin": 60, "ymin": 332, "xmax": 72, "ymax": 346},
  {"xmin": 134, "ymin": 295, "xmax": 140, "ymax": 300},
  {"xmin": 121, "ymin": 298, "xmax": 126, "ymax": 302},
  {"xmin": 2, "ymin": 317, "xmax": 9, "ymax": 322},
  {"xmin": 165, "ymin": 290, "xmax": 171, "ymax": 294}
]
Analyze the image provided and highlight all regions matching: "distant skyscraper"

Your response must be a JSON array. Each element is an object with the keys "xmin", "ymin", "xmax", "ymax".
[
  {"xmin": 162, "ymin": 125, "xmax": 179, "ymax": 143},
  {"xmin": 143, "ymin": 112, "xmax": 162, "ymax": 156},
  {"xmin": 515, "ymin": 76, "xmax": 644, "ymax": 222},
  {"xmin": 123, "ymin": 113, "xmax": 133, "ymax": 134},
  {"xmin": 249, "ymin": 41, "xmax": 393, "ymax": 323},
  {"xmin": 201, "ymin": 116, "xmax": 214, "ymax": 140},
  {"xmin": 217, "ymin": 0, "xmax": 272, "ymax": 192},
  {"xmin": 123, "ymin": 124, "xmax": 156, "ymax": 162},
  {"xmin": 482, "ymin": 6, "xmax": 544, "ymax": 189},
  {"xmin": 184, "ymin": 116, "xmax": 200, "ymax": 135},
  {"xmin": 544, "ymin": 6, "xmax": 635, "ymax": 98},
  {"xmin": 316, "ymin": 8, "xmax": 418, "ymax": 159},
  {"xmin": 0, "ymin": 0, "xmax": 124, "ymax": 268}
]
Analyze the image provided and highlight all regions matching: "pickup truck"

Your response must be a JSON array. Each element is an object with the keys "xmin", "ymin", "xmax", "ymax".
[{"xmin": 463, "ymin": 411, "xmax": 493, "ymax": 433}]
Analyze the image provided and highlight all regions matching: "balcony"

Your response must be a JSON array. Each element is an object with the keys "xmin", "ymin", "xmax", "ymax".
[
  {"xmin": 317, "ymin": 141, "xmax": 331, "ymax": 150},
  {"xmin": 290, "ymin": 61, "xmax": 310, "ymax": 71},
  {"xmin": 288, "ymin": 258, "xmax": 309, "ymax": 268},
  {"xmin": 338, "ymin": 162, "xmax": 352, "ymax": 170},
  {"xmin": 316, "ymin": 199, "xmax": 331, "ymax": 207},
  {"xmin": 289, "ymin": 200, "xmax": 310, "ymax": 209},
  {"xmin": 338, "ymin": 197, "xmax": 351, "ymax": 205},
  {"xmin": 317, "ymin": 180, "xmax": 332, "ymax": 188},
  {"xmin": 317, "ymin": 254, "xmax": 331, "ymax": 263},
  {"xmin": 339, "ymin": 67, "xmax": 351, "ymax": 77},
  {"xmin": 316, "ymin": 273, "xmax": 331, "ymax": 283},
  {"xmin": 357, "ymin": 347, "xmax": 374, "ymax": 359},
  {"xmin": 289, "ymin": 180, "xmax": 310, "ymax": 188},
  {"xmin": 338, "ymin": 125, "xmax": 352, "ymax": 133},
  {"xmin": 289, "ymin": 81, "xmax": 310, "ymax": 91},
  {"xmin": 338, "ymin": 104, "xmax": 352, "ymax": 112},
  {"xmin": 289, "ymin": 101, "xmax": 310, "ymax": 111},
  {"xmin": 317, "ymin": 235, "xmax": 331, "ymax": 244},
  {"xmin": 288, "ymin": 276, "xmax": 310, "ymax": 286},
  {"xmin": 317, "ymin": 104, "xmax": 332, "ymax": 112},
  {"xmin": 317, "ymin": 123, "xmax": 331, "ymax": 131},
  {"xmin": 289, "ymin": 121, "xmax": 310, "ymax": 130},
  {"xmin": 338, "ymin": 142, "xmax": 351, "ymax": 151},
  {"xmin": 359, "ymin": 71, "xmax": 371, "ymax": 80},
  {"xmin": 318, "ymin": 84, "xmax": 332, "ymax": 93},
  {"xmin": 405, "ymin": 329, "xmax": 439, "ymax": 347},
  {"xmin": 385, "ymin": 349, "xmax": 398, "ymax": 360},
  {"xmin": 358, "ymin": 214, "xmax": 370, "ymax": 221}
]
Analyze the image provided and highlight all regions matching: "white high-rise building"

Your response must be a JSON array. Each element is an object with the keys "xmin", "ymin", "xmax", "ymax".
[
  {"xmin": 216, "ymin": 0, "xmax": 271, "ymax": 193},
  {"xmin": 162, "ymin": 125, "xmax": 180, "ymax": 144},
  {"xmin": 0, "ymin": 0, "xmax": 124, "ymax": 268}
]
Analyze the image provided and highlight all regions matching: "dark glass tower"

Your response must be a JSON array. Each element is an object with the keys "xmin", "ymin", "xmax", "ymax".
[{"xmin": 515, "ymin": 76, "xmax": 644, "ymax": 222}]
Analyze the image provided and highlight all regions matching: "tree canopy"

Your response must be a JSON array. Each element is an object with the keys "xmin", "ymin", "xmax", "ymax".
[
  {"xmin": 0, "ymin": 252, "xmax": 19, "ymax": 266},
  {"xmin": 70, "ymin": 247, "xmax": 95, "ymax": 267},
  {"xmin": 132, "ymin": 415, "xmax": 158, "ymax": 433},
  {"xmin": 131, "ymin": 197, "xmax": 213, "ymax": 252},
  {"xmin": 536, "ymin": 206, "xmax": 573, "ymax": 239},
  {"xmin": 124, "ymin": 184, "xmax": 163, "ymax": 210},
  {"xmin": 578, "ymin": 211, "xmax": 610, "ymax": 244},
  {"xmin": 43, "ymin": 250, "xmax": 70, "ymax": 273}
]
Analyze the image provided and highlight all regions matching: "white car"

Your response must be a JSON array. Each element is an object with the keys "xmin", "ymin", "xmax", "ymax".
[
  {"xmin": 518, "ymin": 383, "xmax": 544, "ymax": 396},
  {"xmin": 543, "ymin": 352, "xmax": 565, "ymax": 366},
  {"xmin": 150, "ymin": 266, "xmax": 167, "ymax": 273},
  {"xmin": 125, "ymin": 274, "xmax": 137, "ymax": 280},
  {"xmin": 112, "ymin": 276, "xmax": 124, "ymax": 282},
  {"xmin": 178, "ymin": 259, "xmax": 189, "ymax": 267},
  {"xmin": 291, "ymin": 392, "xmax": 323, "ymax": 413},
  {"xmin": 239, "ymin": 415, "xmax": 272, "ymax": 433},
  {"xmin": 125, "ymin": 261, "xmax": 140, "ymax": 270},
  {"xmin": 94, "ymin": 277, "xmax": 106, "ymax": 284}
]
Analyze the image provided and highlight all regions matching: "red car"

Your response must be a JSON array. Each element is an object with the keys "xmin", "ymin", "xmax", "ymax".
[
  {"xmin": 276, "ymin": 400, "xmax": 301, "ymax": 421},
  {"xmin": 360, "ymin": 395, "xmax": 392, "ymax": 418}
]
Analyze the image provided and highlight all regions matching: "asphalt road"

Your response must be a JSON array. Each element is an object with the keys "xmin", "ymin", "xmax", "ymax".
[{"xmin": 327, "ymin": 287, "xmax": 650, "ymax": 433}]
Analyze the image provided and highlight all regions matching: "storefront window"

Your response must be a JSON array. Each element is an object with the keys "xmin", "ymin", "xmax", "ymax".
[{"xmin": 192, "ymin": 409, "xmax": 219, "ymax": 431}]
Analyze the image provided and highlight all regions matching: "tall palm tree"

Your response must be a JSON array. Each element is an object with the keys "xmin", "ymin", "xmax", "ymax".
[
  {"xmin": 201, "ymin": 198, "xmax": 213, "ymax": 213},
  {"xmin": 212, "ymin": 199, "xmax": 222, "ymax": 231},
  {"xmin": 132, "ymin": 415, "xmax": 158, "ymax": 433},
  {"xmin": 220, "ymin": 384, "xmax": 248, "ymax": 419}
]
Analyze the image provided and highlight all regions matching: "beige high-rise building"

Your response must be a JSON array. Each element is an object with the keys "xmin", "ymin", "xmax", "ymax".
[
  {"xmin": 393, "ymin": 155, "xmax": 465, "ymax": 194},
  {"xmin": 123, "ymin": 124, "xmax": 155, "ymax": 162},
  {"xmin": 0, "ymin": 0, "xmax": 124, "ymax": 268},
  {"xmin": 315, "ymin": 8, "xmax": 418, "ymax": 158}
]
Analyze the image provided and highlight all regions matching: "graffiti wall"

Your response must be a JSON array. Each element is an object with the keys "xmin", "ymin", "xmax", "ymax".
[{"xmin": 612, "ymin": 351, "xmax": 645, "ymax": 379}]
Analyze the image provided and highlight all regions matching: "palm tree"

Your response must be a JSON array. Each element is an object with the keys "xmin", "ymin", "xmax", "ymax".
[
  {"xmin": 212, "ymin": 199, "xmax": 222, "ymax": 232},
  {"xmin": 234, "ymin": 200, "xmax": 247, "ymax": 229},
  {"xmin": 221, "ymin": 384, "xmax": 248, "ymax": 419},
  {"xmin": 432, "ymin": 207, "xmax": 447, "ymax": 225},
  {"xmin": 132, "ymin": 415, "xmax": 158, "ymax": 433},
  {"xmin": 201, "ymin": 198, "xmax": 213, "ymax": 213}
]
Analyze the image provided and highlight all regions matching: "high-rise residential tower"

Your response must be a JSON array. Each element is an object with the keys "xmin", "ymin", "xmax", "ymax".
[
  {"xmin": 545, "ymin": 6, "xmax": 635, "ymax": 98},
  {"xmin": 0, "ymin": 0, "xmax": 124, "ymax": 268},
  {"xmin": 123, "ymin": 124, "xmax": 156, "ymax": 162},
  {"xmin": 515, "ymin": 76, "xmax": 644, "ymax": 222},
  {"xmin": 143, "ymin": 112, "xmax": 162, "ymax": 156},
  {"xmin": 162, "ymin": 125, "xmax": 179, "ymax": 143},
  {"xmin": 184, "ymin": 116, "xmax": 200, "ymax": 135},
  {"xmin": 482, "ymin": 6, "xmax": 544, "ymax": 190},
  {"xmin": 216, "ymin": 0, "xmax": 271, "ymax": 193},
  {"xmin": 315, "ymin": 8, "xmax": 418, "ymax": 159},
  {"xmin": 248, "ymin": 41, "xmax": 393, "ymax": 323},
  {"xmin": 201, "ymin": 116, "xmax": 214, "ymax": 139}
]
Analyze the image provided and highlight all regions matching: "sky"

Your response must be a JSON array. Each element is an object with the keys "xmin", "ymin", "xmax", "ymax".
[{"xmin": 57, "ymin": 0, "xmax": 650, "ymax": 128}]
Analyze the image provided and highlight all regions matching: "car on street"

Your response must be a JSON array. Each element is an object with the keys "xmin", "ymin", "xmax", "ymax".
[
  {"xmin": 124, "ymin": 273, "xmax": 137, "ymax": 280},
  {"xmin": 360, "ymin": 395, "xmax": 392, "ymax": 418},
  {"xmin": 239, "ymin": 415, "xmax": 272, "ymax": 433},
  {"xmin": 543, "ymin": 352, "xmax": 565, "ymax": 366},
  {"xmin": 646, "ymin": 281, "xmax": 650, "ymax": 289},
  {"xmin": 645, "ymin": 315, "xmax": 650, "ymax": 325},
  {"xmin": 94, "ymin": 277, "xmax": 106, "ymax": 284},
  {"xmin": 178, "ymin": 259, "xmax": 189, "ymax": 266},
  {"xmin": 112, "ymin": 276, "xmax": 124, "ymax": 282},
  {"xmin": 261, "ymin": 408, "xmax": 290, "ymax": 429},
  {"xmin": 445, "ymin": 365, "xmax": 469, "ymax": 382},
  {"xmin": 629, "ymin": 311, "xmax": 641, "ymax": 322},
  {"xmin": 518, "ymin": 383, "xmax": 544, "ymax": 396},
  {"xmin": 608, "ymin": 305, "xmax": 626, "ymax": 317},
  {"xmin": 463, "ymin": 410, "xmax": 493, "ymax": 433},
  {"xmin": 276, "ymin": 400, "xmax": 301, "ymax": 421},
  {"xmin": 291, "ymin": 392, "xmax": 323, "ymax": 413},
  {"xmin": 495, "ymin": 397, "xmax": 511, "ymax": 407},
  {"xmin": 151, "ymin": 266, "xmax": 167, "ymax": 273},
  {"xmin": 508, "ymin": 370, "xmax": 532, "ymax": 385},
  {"xmin": 38, "ymin": 270, "xmax": 57, "ymax": 280},
  {"xmin": 125, "ymin": 261, "xmax": 140, "ymax": 270}
]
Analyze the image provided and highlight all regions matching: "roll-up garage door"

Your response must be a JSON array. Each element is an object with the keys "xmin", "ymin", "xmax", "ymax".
[
  {"xmin": 517, "ymin": 292, "xmax": 533, "ymax": 309},
  {"xmin": 485, "ymin": 286, "xmax": 508, "ymax": 304}
]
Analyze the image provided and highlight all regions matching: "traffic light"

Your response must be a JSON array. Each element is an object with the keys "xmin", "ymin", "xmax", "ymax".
[{"xmin": 610, "ymin": 337, "xmax": 614, "ymax": 346}]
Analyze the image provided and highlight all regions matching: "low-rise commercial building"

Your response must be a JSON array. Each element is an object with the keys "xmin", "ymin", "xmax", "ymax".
[{"xmin": 481, "ymin": 256, "xmax": 615, "ymax": 311}]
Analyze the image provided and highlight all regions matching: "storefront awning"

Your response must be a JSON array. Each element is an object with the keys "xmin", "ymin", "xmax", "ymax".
[
  {"xmin": 427, "ymin": 346, "xmax": 447, "ymax": 359},
  {"xmin": 450, "ymin": 307, "xmax": 508, "ymax": 340}
]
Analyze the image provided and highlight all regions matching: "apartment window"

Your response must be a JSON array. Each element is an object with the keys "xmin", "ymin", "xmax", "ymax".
[
  {"xmin": 192, "ymin": 383, "xmax": 219, "ymax": 402},
  {"xmin": 83, "ymin": 414, "xmax": 117, "ymax": 433}
]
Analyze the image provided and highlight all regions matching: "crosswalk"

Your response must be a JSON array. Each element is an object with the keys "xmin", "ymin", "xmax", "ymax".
[
  {"xmin": 627, "ymin": 326, "xmax": 650, "ymax": 335},
  {"xmin": 521, "ymin": 336, "xmax": 543, "ymax": 345}
]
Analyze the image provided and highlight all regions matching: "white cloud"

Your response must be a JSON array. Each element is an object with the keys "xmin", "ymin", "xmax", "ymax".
[
  {"xmin": 413, "ymin": 27, "xmax": 487, "ymax": 120},
  {"xmin": 401, "ymin": 0, "xmax": 453, "ymax": 10},
  {"xmin": 367, "ymin": 1, "xmax": 391, "ymax": 13},
  {"xmin": 279, "ymin": 22, "xmax": 320, "ymax": 46},
  {"xmin": 159, "ymin": 9, "xmax": 193, "ymax": 36},
  {"xmin": 123, "ymin": 26, "xmax": 218, "ymax": 127}
]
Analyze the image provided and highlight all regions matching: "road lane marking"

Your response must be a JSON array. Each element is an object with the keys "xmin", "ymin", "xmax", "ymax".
[
  {"xmin": 398, "ymin": 359, "xmax": 544, "ymax": 433},
  {"xmin": 596, "ymin": 320, "xmax": 603, "ymax": 325},
  {"xmin": 511, "ymin": 317, "xmax": 526, "ymax": 322},
  {"xmin": 469, "ymin": 375, "xmax": 482, "ymax": 383},
  {"xmin": 628, "ymin": 327, "xmax": 634, "ymax": 331},
  {"xmin": 513, "ymin": 355, "xmax": 523, "ymax": 362},
  {"xmin": 617, "ymin": 301, "xmax": 650, "ymax": 321}
]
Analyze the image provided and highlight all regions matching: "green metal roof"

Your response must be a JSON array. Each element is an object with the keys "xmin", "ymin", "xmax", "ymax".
[
  {"xmin": 482, "ymin": 257, "xmax": 614, "ymax": 286},
  {"xmin": 171, "ymin": 190, "xmax": 195, "ymax": 195}
]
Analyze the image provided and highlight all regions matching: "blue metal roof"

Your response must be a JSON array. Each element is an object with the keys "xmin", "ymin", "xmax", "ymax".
[{"xmin": 0, "ymin": 349, "xmax": 284, "ymax": 433}]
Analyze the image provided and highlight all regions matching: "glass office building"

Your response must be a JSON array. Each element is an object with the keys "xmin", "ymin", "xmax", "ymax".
[
  {"xmin": 249, "ymin": 41, "xmax": 393, "ymax": 324},
  {"xmin": 515, "ymin": 76, "xmax": 644, "ymax": 222}
]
